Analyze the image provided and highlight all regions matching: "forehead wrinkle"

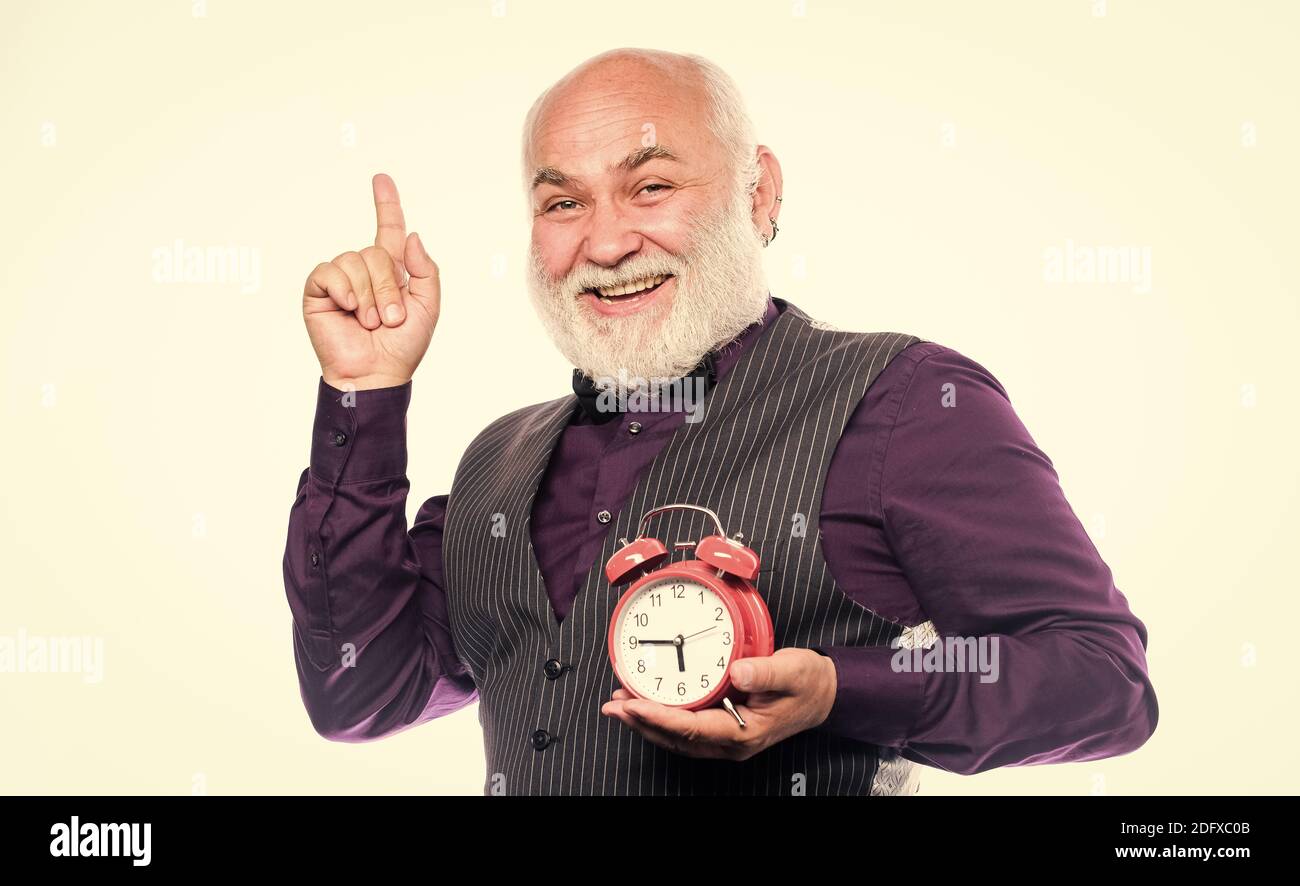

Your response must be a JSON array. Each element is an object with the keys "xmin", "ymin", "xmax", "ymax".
[
  {"xmin": 531, "ymin": 109, "xmax": 688, "ymax": 192},
  {"xmin": 545, "ymin": 85, "xmax": 683, "ymax": 123},
  {"xmin": 537, "ymin": 105, "xmax": 678, "ymax": 155},
  {"xmin": 527, "ymin": 82, "xmax": 708, "ymax": 189}
]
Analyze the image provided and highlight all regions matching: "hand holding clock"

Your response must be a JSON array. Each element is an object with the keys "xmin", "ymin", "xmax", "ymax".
[
  {"xmin": 600, "ymin": 648, "xmax": 838, "ymax": 761},
  {"xmin": 603, "ymin": 506, "xmax": 833, "ymax": 758}
]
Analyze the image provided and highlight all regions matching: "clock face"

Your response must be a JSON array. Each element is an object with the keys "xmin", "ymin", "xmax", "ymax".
[{"xmin": 612, "ymin": 575, "xmax": 737, "ymax": 706}]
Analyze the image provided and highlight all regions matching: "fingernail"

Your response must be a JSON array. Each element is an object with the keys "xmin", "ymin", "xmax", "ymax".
[
  {"xmin": 366, "ymin": 306, "xmax": 380, "ymax": 328},
  {"xmin": 384, "ymin": 304, "xmax": 402, "ymax": 324},
  {"xmin": 346, "ymin": 291, "xmax": 357, "ymax": 310},
  {"xmin": 731, "ymin": 663, "xmax": 752, "ymax": 689}
]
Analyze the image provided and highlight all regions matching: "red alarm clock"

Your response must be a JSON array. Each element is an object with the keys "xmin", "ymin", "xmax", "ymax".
[{"xmin": 605, "ymin": 504, "xmax": 774, "ymax": 727}]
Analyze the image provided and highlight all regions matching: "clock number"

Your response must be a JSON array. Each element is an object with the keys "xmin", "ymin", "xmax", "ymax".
[
  {"xmin": 649, "ymin": 592, "xmax": 661, "ymax": 607},
  {"xmin": 654, "ymin": 677, "xmax": 662, "ymax": 691},
  {"xmin": 637, "ymin": 659, "xmax": 646, "ymax": 673},
  {"xmin": 717, "ymin": 657, "xmax": 725, "ymax": 668},
  {"xmin": 714, "ymin": 606, "xmax": 724, "ymax": 622},
  {"xmin": 700, "ymin": 674, "xmax": 710, "ymax": 689},
  {"xmin": 677, "ymin": 682, "xmax": 686, "ymax": 696},
  {"xmin": 722, "ymin": 631, "xmax": 731, "ymax": 646},
  {"xmin": 672, "ymin": 584, "xmax": 685, "ymax": 599},
  {"xmin": 628, "ymin": 636, "xmax": 638, "ymax": 649},
  {"xmin": 635, "ymin": 612, "xmax": 649, "ymax": 627}
]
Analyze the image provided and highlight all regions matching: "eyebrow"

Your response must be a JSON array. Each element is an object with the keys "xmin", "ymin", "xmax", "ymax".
[{"xmin": 530, "ymin": 144, "xmax": 680, "ymax": 191}]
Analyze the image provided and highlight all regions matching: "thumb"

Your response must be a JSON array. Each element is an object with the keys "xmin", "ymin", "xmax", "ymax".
[
  {"xmin": 403, "ymin": 232, "xmax": 441, "ymax": 307},
  {"xmin": 730, "ymin": 656, "xmax": 782, "ymax": 693}
]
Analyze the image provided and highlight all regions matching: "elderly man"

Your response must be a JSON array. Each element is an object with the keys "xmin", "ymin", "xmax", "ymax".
[{"xmin": 285, "ymin": 48, "xmax": 1157, "ymax": 796}]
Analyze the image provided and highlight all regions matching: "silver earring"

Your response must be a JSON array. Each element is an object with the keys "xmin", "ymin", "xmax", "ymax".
[{"xmin": 761, "ymin": 198, "xmax": 782, "ymax": 247}]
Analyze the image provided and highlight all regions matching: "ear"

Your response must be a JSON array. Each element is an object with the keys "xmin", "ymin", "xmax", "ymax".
[{"xmin": 750, "ymin": 145, "xmax": 783, "ymax": 242}]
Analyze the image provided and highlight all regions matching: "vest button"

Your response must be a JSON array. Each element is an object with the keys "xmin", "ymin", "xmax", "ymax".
[
  {"xmin": 543, "ymin": 658, "xmax": 564, "ymax": 680},
  {"xmin": 596, "ymin": 510, "xmax": 612, "ymax": 524},
  {"xmin": 530, "ymin": 729, "xmax": 552, "ymax": 751},
  {"xmin": 330, "ymin": 431, "xmax": 348, "ymax": 447},
  {"xmin": 628, "ymin": 421, "xmax": 642, "ymax": 435}
]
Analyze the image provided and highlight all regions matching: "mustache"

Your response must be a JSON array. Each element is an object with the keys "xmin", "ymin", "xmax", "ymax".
[
  {"xmin": 558, "ymin": 261, "xmax": 686, "ymax": 295},
  {"xmin": 530, "ymin": 203, "xmax": 727, "ymax": 297}
]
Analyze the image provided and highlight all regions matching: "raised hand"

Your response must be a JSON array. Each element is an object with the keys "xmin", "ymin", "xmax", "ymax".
[{"xmin": 302, "ymin": 173, "xmax": 442, "ymax": 390}]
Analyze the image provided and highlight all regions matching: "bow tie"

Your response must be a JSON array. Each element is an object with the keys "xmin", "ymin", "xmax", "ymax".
[{"xmin": 572, "ymin": 354, "xmax": 717, "ymax": 424}]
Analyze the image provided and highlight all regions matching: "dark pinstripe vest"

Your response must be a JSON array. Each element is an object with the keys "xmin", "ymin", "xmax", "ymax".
[{"xmin": 442, "ymin": 302, "xmax": 922, "ymax": 795}]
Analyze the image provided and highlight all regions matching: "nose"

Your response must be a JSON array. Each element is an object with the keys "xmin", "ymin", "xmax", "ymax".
[{"xmin": 581, "ymin": 198, "xmax": 642, "ymax": 268}]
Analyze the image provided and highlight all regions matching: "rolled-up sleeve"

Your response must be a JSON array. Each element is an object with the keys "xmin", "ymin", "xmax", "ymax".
[
  {"xmin": 817, "ymin": 346, "xmax": 1158, "ymax": 775},
  {"xmin": 282, "ymin": 378, "xmax": 477, "ymax": 742}
]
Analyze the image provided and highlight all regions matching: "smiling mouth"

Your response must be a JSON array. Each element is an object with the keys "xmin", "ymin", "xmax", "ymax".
[{"xmin": 584, "ymin": 273, "xmax": 674, "ymax": 304}]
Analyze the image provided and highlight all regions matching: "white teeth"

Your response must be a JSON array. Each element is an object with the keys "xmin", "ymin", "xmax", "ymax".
[{"xmin": 595, "ymin": 274, "xmax": 668, "ymax": 299}]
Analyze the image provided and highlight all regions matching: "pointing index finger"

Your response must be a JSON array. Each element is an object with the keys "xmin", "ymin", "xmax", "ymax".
[{"xmin": 372, "ymin": 173, "xmax": 407, "ymax": 266}]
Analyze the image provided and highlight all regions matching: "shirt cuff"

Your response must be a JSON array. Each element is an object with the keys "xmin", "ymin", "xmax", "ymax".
[
  {"xmin": 812, "ymin": 645, "xmax": 925, "ymax": 748},
  {"xmin": 309, "ymin": 377, "xmax": 411, "ymax": 485}
]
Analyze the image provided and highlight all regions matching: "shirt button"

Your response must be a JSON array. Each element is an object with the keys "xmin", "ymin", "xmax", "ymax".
[
  {"xmin": 530, "ymin": 729, "xmax": 552, "ymax": 751},
  {"xmin": 543, "ymin": 658, "xmax": 564, "ymax": 680},
  {"xmin": 628, "ymin": 421, "xmax": 642, "ymax": 435},
  {"xmin": 596, "ymin": 510, "xmax": 612, "ymax": 524},
  {"xmin": 331, "ymin": 431, "xmax": 348, "ymax": 447},
  {"xmin": 310, "ymin": 551, "xmax": 320, "ymax": 568}
]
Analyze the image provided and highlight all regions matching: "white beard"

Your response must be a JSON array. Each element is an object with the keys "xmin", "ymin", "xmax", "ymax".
[{"xmin": 527, "ymin": 181, "xmax": 770, "ymax": 390}]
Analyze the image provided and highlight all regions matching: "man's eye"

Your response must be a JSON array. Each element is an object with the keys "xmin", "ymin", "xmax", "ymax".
[{"xmin": 544, "ymin": 187, "xmax": 667, "ymax": 214}]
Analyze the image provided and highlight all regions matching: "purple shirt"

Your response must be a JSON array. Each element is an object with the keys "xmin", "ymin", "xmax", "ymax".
[{"xmin": 284, "ymin": 298, "xmax": 1158, "ymax": 777}]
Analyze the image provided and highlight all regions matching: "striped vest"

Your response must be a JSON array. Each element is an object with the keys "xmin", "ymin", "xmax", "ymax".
[{"xmin": 442, "ymin": 302, "xmax": 922, "ymax": 795}]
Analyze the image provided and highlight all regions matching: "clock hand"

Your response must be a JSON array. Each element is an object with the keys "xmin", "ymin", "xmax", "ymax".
[
  {"xmin": 637, "ymin": 639, "xmax": 676, "ymax": 645},
  {"xmin": 675, "ymin": 636, "xmax": 685, "ymax": 672},
  {"xmin": 680, "ymin": 625, "xmax": 719, "ymax": 642}
]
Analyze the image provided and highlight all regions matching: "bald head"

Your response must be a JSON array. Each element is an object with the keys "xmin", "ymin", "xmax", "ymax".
[{"xmin": 521, "ymin": 48, "xmax": 760, "ymax": 198}]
